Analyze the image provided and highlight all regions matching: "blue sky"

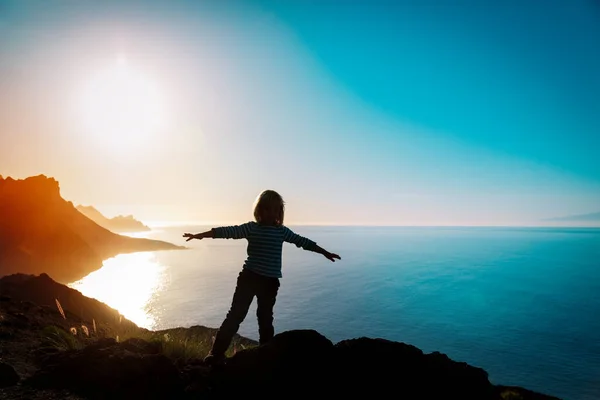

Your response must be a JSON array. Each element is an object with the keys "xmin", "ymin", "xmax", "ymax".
[
  {"xmin": 258, "ymin": 0, "xmax": 600, "ymax": 177},
  {"xmin": 0, "ymin": 0, "xmax": 599, "ymax": 225}
]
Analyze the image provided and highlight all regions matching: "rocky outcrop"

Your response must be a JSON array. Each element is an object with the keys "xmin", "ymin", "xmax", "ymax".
[
  {"xmin": 0, "ymin": 175, "xmax": 184, "ymax": 283},
  {"xmin": 209, "ymin": 329, "xmax": 335, "ymax": 396},
  {"xmin": 209, "ymin": 329, "xmax": 496, "ymax": 398},
  {"xmin": 75, "ymin": 205, "xmax": 150, "ymax": 233},
  {"xmin": 0, "ymin": 274, "xmax": 562, "ymax": 400},
  {"xmin": 332, "ymin": 336, "xmax": 493, "ymax": 398},
  {"xmin": 19, "ymin": 329, "xmax": 561, "ymax": 400}
]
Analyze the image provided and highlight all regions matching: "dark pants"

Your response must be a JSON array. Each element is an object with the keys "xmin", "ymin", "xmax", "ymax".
[{"xmin": 211, "ymin": 268, "xmax": 280, "ymax": 356}]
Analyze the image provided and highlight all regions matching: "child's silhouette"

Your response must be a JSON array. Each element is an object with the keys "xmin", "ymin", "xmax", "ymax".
[{"xmin": 183, "ymin": 189, "xmax": 341, "ymax": 365}]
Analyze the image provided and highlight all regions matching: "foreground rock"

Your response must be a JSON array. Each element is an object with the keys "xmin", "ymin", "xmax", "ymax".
[
  {"xmin": 0, "ymin": 175, "xmax": 185, "ymax": 283},
  {"xmin": 210, "ymin": 329, "xmax": 334, "ymax": 396},
  {"xmin": 209, "ymin": 329, "xmax": 498, "ymax": 398},
  {"xmin": 0, "ymin": 273, "xmax": 561, "ymax": 400},
  {"xmin": 333, "ymin": 336, "xmax": 494, "ymax": 398},
  {"xmin": 25, "ymin": 338, "xmax": 182, "ymax": 400},
  {"xmin": 19, "ymin": 329, "xmax": 561, "ymax": 400}
]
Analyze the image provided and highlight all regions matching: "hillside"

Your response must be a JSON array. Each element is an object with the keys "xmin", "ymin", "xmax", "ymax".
[
  {"xmin": 75, "ymin": 205, "xmax": 150, "ymax": 233},
  {"xmin": 0, "ymin": 175, "xmax": 184, "ymax": 283}
]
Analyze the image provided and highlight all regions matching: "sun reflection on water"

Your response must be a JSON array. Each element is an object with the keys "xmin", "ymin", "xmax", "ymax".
[{"xmin": 68, "ymin": 252, "xmax": 167, "ymax": 329}]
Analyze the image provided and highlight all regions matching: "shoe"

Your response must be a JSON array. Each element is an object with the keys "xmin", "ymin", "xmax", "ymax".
[{"xmin": 203, "ymin": 352, "xmax": 226, "ymax": 366}]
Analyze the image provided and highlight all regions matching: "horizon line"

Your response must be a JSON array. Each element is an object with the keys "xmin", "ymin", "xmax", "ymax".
[{"xmin": 143, "ymin": 220, "xmax": 600, "ymax": 229}]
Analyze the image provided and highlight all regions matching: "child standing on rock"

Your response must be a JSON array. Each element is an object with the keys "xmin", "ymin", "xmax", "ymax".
[{"xmin": 183, "ymin": 189, "xmax": 341, "ymax": 365}]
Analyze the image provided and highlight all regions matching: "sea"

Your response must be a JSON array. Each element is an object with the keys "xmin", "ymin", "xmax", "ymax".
[{"xmin": 68, "ymin": 225, "xmax": 600, "ymax": 400}]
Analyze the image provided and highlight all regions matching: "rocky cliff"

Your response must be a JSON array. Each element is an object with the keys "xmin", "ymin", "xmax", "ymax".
[{"xmin": 0, "ymin": 175, "xmax": 184, "ymax": 283}]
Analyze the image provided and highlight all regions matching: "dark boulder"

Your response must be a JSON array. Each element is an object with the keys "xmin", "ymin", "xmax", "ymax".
[
  {"xmin": 0, "ymin": 362, "xmax": 20, "ymax": 387},
  {"xmin": 331, "ymin": 337, "xmax": 495, "ymax": 399},
  {"xmin": 24, "ymin": 338, "xmax": 181, "ymax": 399},
  {"xmin": 211, "ymin": 329, "xmax": 334, "ymax": 396}
]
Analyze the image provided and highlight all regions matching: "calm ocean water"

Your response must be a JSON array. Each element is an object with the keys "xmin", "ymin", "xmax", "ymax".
[{"xmin": 69, "ymin": 225, "xmax": 600, "ymax": 400}]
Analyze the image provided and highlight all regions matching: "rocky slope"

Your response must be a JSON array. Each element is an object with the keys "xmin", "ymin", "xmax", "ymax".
[
  {"xmin": 0, "ymin": 273, "xmax": 561, "ymax": 400},
  {"xmin": 0, "ymin": 175, "xmax": 184, "ymax": 283}
]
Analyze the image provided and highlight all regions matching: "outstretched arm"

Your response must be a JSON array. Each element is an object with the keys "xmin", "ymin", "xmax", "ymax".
[
  {"xmin": 282, "ymin": 227, "xmax": 341, "ymax": 262},
  {"xmin": 183, "ymin": 230, "xmax": 214, "ymax": 241},
  {"xmin": 310, "ymin": 244, "xmax": 341, "ymax": 262}
]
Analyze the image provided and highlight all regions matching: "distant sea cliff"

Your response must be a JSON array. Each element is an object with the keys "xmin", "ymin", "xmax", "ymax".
[{"xmin": 75, "ymin": 205, "xmax": 150, "ymax": 233}]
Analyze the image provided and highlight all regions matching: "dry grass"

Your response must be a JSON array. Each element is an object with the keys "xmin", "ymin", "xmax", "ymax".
[
  {"xmin": 55, "ymin": 299, "xmax": 66, "ymax": 320},
  {"xmin": 500, "ymin": 390, "xmax": 524, "ymax": 400},
  {"xmin": 112, "ymin": 326, "xmax": 255, "ymax": 362},
  {"xmin": 160, "ymin": 334, "xmax": 212, "ymax": 362},
  {"xmin": 48, "ymin": 298, "xmax": 256, "ymax": 362}
]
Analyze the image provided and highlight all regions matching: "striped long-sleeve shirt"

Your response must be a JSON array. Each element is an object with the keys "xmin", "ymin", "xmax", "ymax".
[{"xmin": 212, "ymin": 222, "xmax": 318, "ymax": 278}]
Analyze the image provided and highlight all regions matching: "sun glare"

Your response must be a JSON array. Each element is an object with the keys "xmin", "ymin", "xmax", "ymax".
[
  {"xmin": 68, "ymin": 252, "xmax": 167, "ymax": 329},
  {"xmin": 76, "ymin": 57, "xmax": 168, "ymax": 152}
]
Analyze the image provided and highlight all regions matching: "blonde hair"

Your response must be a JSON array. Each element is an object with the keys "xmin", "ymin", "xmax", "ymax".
[{"xmin": 253, "ymin": 190, "xmax": 285, "ymax": 226}]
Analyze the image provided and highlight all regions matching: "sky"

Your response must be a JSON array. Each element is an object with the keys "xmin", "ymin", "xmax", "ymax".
[{"xmin": 1, "ymin": 0, "xmax": 599, "ymax": 226}]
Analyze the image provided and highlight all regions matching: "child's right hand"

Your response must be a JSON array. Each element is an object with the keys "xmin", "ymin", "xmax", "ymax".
[{"xmin": 183, "ymin": 233, "xmax": 200, "ymax": 241}]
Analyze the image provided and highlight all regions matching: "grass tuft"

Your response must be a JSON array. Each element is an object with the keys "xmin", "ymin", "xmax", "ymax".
[{"xmin": 40, "ymin": 325, "xmax": 83, "ymax": 351}]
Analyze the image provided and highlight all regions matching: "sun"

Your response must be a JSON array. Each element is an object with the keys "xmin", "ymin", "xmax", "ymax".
[{"xmin": 76, "ymin": 57, "xmax": 168, "ymax": 152}]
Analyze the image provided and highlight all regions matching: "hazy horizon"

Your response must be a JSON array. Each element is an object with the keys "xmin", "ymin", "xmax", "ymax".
[
  {"xmin": 112, "ymin": 211, "xmax": 600, "ymax": 229},
  {"xmin": 1, "ymin": 0, "xmax": 599, "ymax": 226}
]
